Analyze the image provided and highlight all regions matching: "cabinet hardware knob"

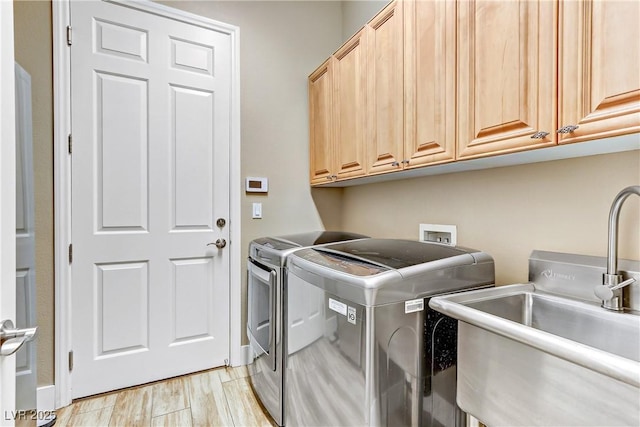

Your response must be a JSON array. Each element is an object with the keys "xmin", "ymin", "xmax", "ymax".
[
  {"xmin": 557, "ymin": 125, "xmax": 579, "ymax": 134},
  {"xmin": 531, "ymin": 131, "xmax": 550, "ymax": 139}
]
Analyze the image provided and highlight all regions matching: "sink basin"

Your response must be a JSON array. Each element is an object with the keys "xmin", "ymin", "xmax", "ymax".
[
  {"xmin": 465, "ymin": 291, "xmax": 640, "ymax": 361},
  {"xmin": 430, "ymin": 283, "xmax": 640, "ymax": 426}
]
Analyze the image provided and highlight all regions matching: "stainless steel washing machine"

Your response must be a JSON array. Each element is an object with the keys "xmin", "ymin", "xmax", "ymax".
[
  {"xmin": 284, "ymin": 239, "xmax": 494, "ymax": 427},
  {"xmin": 246, "ymin": 231, "xmax": 368, "ymax": 426}
]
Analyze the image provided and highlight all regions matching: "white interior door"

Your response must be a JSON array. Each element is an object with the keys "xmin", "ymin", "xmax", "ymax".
[
  {"xmin": 70, "ymin": 0, "xmax": 231, "ymax": 398},
  {"xmin": 14, "ymin": 63, "xmax": 37, "ymax": 413},
  {"xmin": 1, "ymin": 0, "xmax": 18, "ymax": 422}
]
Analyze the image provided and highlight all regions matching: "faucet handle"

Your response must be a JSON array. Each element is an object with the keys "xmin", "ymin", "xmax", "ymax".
[{"xmin": 594, "ymin": 277, "xmax": 636, "ymax": 301}]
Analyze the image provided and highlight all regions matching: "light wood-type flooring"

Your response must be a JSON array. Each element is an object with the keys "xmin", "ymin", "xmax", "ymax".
[{"xmin": 54, "ymin": 366, "xmax": 274, "ymax": 427}]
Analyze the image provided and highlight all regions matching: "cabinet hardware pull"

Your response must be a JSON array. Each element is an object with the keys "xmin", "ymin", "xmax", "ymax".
[
  {"xmin": 391, "ymin": 161, "xmax": 400, "ymax": 167},
  {"xmin": 557, "ymin": 125, "xmax": 579, "ymax": 134},
  {"xmin": 531, "ymin": 131, "xmax": 550, "ymax": 139},
  {"xmin": 401, "ymin": 159, "xmax": 410, "ymax": 164}
]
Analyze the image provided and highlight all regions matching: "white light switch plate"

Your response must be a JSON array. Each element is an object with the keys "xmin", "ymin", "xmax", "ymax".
[{"xmin": 252, "ymin": 203, "xmax": 262, "ymax": 219}]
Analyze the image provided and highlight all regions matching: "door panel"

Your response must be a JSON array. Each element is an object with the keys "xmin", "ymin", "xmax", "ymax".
[
  {"xmin": 71, "ymin": 0, "xmax": 231, "ymax": 398},
  {"xmin": 96, "ymin": 262, "xmax": 149, "ymax": 356},
  {"xmin": 95, "ymin": 72, "xmax": 149, "ymax": 232},
  {"xmin": 171, "ymin": 86, "xmax": 214, "ymax": 230},
  {"xmin": 171, "ymin": 257, "xmax": 215, "ymax": 343}
]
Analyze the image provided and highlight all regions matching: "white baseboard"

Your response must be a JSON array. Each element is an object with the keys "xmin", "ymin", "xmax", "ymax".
[
  {"xmin": 231, "ymin": 344, "xmax": 251, "ymax": 366},
  {"xmin": 37, "ymin": 385, "xmax": 58, "ymax": 426},
  {"xmin": 239, "ymin": 344, "xmax": 251, "ymax": 366},
  {"xmin": 37, "ymin": 385, "xmax": 56, "ymax": 411}
]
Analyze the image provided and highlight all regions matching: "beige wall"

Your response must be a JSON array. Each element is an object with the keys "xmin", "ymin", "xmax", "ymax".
[
  {"xmin": 13, "ymin": 0, "xmax": 55, "ymax": 387},
  {"xmin": 339, "ymin": 150, "xmax": 640, "ymax": 285},
  {"xmin": 341, "ymin": 0, "xmax": 387, "ymax": 41}
]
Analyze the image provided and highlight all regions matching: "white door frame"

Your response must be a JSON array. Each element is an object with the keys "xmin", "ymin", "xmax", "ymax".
[
  {"xmin": 52, "ymin": 0, "xmax": 242, "ymax": 408},
  {"xmin": 1, "ymin": 0, "xmax": 17, "ymax": 421}
]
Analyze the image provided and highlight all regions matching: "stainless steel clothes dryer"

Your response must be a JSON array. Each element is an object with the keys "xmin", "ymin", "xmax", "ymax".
[
  {"xmin": 246, "ymin": 231, "xmax": 368, "ymax": 426},
  {"xmin": 284, "ymin": 239, "xmax": 494, "ymax": 427}
]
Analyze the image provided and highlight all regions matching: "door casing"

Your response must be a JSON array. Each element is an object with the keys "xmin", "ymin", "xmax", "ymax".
[
  {"xmin": 0, "ymin": 0, "xmax": 17, "ymax": 420},
  {"xmin": 52, "ymin": 0, "xmax": 242, "ymax": 408}
]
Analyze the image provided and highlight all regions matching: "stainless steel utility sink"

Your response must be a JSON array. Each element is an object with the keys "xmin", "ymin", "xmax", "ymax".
[
  {"xmin": 430, "ymin": 282, "xmax": 640, "ymax": 426},
  {"xmin": 465, "ymin": 289, "xmax": 640, "ymax": 361}
]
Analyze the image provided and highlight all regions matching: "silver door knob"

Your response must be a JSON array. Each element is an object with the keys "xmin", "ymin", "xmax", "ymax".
[
  {"xmin": 0, "ymin": 319, "xmax": 38, "ymax": 357},
  {"xmin": 207, "ymin": 239, "xmax": 227, "ymax": 249}
]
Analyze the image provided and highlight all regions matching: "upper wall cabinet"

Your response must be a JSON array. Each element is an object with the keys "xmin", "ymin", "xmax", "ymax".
[
  {"xmin": 558, "ymin": 0, "xmax": 640, "ymax": 144},
  {"xmin": 309, "ymin": 0, "xmax": 639, "ymax": 186},
  {"xmin": 366, "ymin": 0, "xmax": 405, "ymax": 175},
  {"xmin": 457, "ymin": 0, "xmax": 557, "ymax": 160},
  {"xmin": 309, "ymin": 59, "xmax": 334, "ymax": 185},
  {"xmin": 403, "ymin": 0, "xmax": 456, "ymax": 168},
  {"xmin": 333, "ymin": 29, "xmax": 368, "ymax": 180},
  {"xmin": 309, "ymin": 30, "xmax": 368, "ymax": 185}
]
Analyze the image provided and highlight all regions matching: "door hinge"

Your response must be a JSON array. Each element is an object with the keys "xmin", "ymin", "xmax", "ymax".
[
  {"xmin": 68, "ymin": 350, "xmax": 74, "ymax": 372},
  {"xmin": 68, "ymin": 134, "xmax": 72, "ymax": 154},
  {"xmin": 68, "ymin": 244, "xmax": 73, "ymax": 264},
  {"xmin": 66, "ymin": 25, "xmax": 72, "ymax": 46}
]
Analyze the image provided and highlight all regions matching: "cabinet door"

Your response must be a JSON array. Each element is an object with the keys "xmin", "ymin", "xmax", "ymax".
[
  {"xmin": 457, "ymin": 0, "xmax": 557, "ymax": 159},
  {"xmin": 333, "ymin": 30, "xmax": 367, "ymax": 180},
  {"xmin": 558, "ymin": 0, "xmax": 640, "ymax": 144},
  {"xmin": 367, "ymin": 0, "xmax": 405, "ymax": 175},
  {"xmin": 404, "ymin": 0, "xmax": 456, "ymax": 168},
  {"xmin": 309, "ymin": 59, "xmax": 335, "ymax": 185}
]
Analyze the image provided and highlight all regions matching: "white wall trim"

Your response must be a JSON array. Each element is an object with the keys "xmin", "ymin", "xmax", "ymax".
[
  {"xmin": 53, "ymin": 0, "xmax": 242, "ymax": 407},
  {"xmin": 0, "ymin": 0, "xmax": 18, "ymax": 417},
  {"xmin": 37, "ymin": 385, "xmax": 56, "ymax": 413},
  {"xmin": 52, "ymin": 0, "xmax": 72, "ymax": 409},
  {"xmin": 238, "ymin": 345, "xmax": 252, "ymax": 367},
  {"xmin": 227, "ymin": 21, "xmax": 243, "ymax": 368}
]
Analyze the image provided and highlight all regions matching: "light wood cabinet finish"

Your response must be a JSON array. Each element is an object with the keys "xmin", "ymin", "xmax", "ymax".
[
  {"xmin": 309, "ymin": 0, "xmax": 638, "ymax": 186},
  {"xmin": 404, "ymin": 0, "xmax": 456, "ymax": 168},
  {"xmin": 366, "ymin": 0, "xmax": 405, "ymax": 175},
  {"xmin": 333, "ymin": 29, "xmax": 368, "ymax": 180},
  {"xmin": 309, "ymin": 59, "xmax": 334, "ymax": 185},
  {"xmin": 558, "ymin": 0, "xmax": 640, "ymax": 144},
  {"xmin": 457, "ymin": 0, "xmax": 557, "ymax": 159}
]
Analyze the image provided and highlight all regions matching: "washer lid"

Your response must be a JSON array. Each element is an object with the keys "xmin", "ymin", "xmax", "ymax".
[
  {"xmin": 274, "ymin": 231, "xmax": 369, "ymax": 248},
  {"xmin": 317, "ymin": 239, "xmax": 471, "ymax": 269}
]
